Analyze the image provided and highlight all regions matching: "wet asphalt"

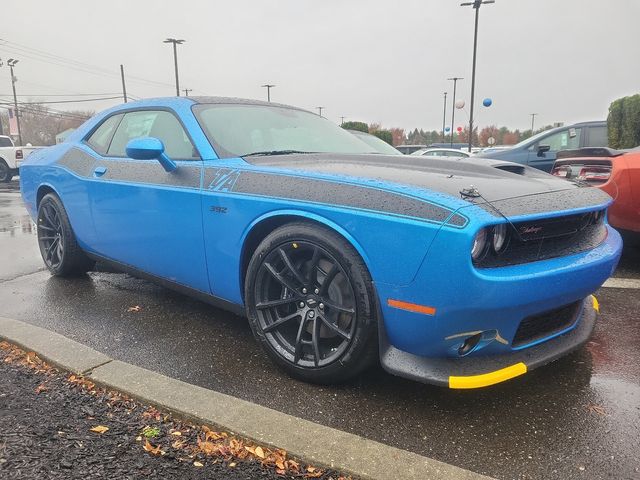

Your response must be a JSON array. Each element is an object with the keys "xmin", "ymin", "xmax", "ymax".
[{"xmin": 0, "ymin": 180, "xmax": 639, "ymax": 480}]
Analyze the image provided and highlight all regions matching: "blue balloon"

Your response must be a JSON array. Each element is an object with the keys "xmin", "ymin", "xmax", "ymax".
[
  {"xmin": 445, "ymin": 127, "xmax": 451, "ymax": 132},
  {"xmin": 483, "ymin": 98, "xmax": 492, "ymax": 107}
]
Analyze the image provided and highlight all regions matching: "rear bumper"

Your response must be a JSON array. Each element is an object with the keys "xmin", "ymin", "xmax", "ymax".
[{"xmin": 380, "ymin": 296, "xmax": 597, "ymax": 388}]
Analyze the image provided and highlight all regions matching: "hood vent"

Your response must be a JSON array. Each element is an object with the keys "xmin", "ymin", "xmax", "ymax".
[{"xmin": 494, "ymin": 164, "xmax": 525, "ymax": 175}]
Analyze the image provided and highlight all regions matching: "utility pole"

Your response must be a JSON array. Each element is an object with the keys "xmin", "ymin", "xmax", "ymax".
[
  {"xmin": 340, "ymin": 116, "xmax": 345, "ymax": 126},
  {"xmin": 182, "ymin": 88, "xmax": 192, "ymax": 97},
  {"xmin": 447, "ymin": 77, "xmax": 463, "ymax": 147},
  {"xmin": 441, "ymin": 92, "xmax": 448, "ymax": 142},
  {"xmin": 461, "ymin": 0, "xmax": 495, "ymax": 153},
  {"xmin": 530, "ymin": 113, "xmax": 537, "ymax": 133},
  {"xmin": 120, "ymin": 64, "xmax": 128, "ymax": 103},
  {"xmin": 317, "ymin": 106, "xmax": 324, "ymax": 117},
  {"xmin": 261, "ymin": 84, "xmax": 275, "ymax": 102},
  {"xmin": 163, "ymin": 38, "xmax": 185, "ymax": 96},
  {"xmin": 7, "ymin": 59, "xmax": 22, "ymax": 145}
]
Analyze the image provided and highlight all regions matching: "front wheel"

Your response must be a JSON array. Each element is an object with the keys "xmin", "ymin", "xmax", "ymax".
[
  {"xmin": 37, "ymin": 193, "xmax": 95, "ymax": 276},
  {"xmin": 245, "ymin": 223, "xmax": 378, "ymax": 384},
  {"xmin": 0, "ymin": 160, "xmax": 12, "ymax": 183}
]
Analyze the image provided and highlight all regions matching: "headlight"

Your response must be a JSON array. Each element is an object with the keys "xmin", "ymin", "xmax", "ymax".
[
  {"xmin": 492, "ymin": 224, "xmax": 508, "ymax": 252},
  {"xmin": 471, "ymin": 228, "xmax": 488, "ymax": 260}
]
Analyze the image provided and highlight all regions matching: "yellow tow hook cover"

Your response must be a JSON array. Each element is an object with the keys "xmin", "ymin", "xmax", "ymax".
[{"xmin": 591, "ymin": 295, "xmax": 599, "ymax": 313}]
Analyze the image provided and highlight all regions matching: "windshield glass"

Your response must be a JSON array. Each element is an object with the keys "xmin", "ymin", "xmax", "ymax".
[
  {"xmin": 193, "ymin": 104, "xmax": 377, "ymax": 158},
  {"xmin": 512, "ymin": 128, "xmax": 557, "ymax": 148},
  {"xmin": 350, "ymin": 131, "xmax": 401, "ymax": 155}
]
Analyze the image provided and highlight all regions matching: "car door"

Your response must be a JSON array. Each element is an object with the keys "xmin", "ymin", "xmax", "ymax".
[
  {"xmin": 527, "ymin": 127, "xmax": 583, "ymax": 172},
  {"xmin": 87, "ymin": 109, "xmax": 210, "ymax": 292}
]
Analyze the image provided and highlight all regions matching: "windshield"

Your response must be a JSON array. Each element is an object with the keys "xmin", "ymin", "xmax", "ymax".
[
  {"xmin": 193, "ymin": 104, "xmax": 378, "ymax": 158},
  {"xmin": 512, "ymin": 128, "xmax": 557, "ymax": 148},
  {"xmin": 350, "ymin": 131, "xmax": 401, "ymax": 155}
]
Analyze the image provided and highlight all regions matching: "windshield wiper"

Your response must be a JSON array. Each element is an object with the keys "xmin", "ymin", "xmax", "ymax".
[{"xmin": 242, "ymin": 150, "xmax": 315, "ymax": 157}]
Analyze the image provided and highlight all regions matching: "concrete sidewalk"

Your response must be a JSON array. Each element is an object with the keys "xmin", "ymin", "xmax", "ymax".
[{"xmin": 0, "ymin": 316, "xmax": 493, "ymax": 480}]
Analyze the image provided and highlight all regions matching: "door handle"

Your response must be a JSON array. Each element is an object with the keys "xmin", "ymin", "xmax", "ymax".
[{"xmin": 93, "ymin": 166, "xmax": 107, "ymax": 177}]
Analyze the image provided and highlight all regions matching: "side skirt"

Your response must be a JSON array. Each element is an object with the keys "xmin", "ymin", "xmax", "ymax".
[{"xmin": 85, "ymin": 252, "xmax": 246, "ymax": 317}]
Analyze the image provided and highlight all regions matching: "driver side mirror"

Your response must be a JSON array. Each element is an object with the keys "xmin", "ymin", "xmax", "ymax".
[
  {"xmin": 537, "ymin": 144, "xmax": 551, "ymax": 157},
  {"xmin": 126, "ymin": 137, "xmax": 177, "ymax": 173}
]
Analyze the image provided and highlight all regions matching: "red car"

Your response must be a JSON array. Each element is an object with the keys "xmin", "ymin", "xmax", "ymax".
[{"xmin": 552, "ymin": 147, "xmax": 640, "ymax": 239}]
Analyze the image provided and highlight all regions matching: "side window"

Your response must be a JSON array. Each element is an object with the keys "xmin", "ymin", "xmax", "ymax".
[
  {"xmin": 107, "ymin": 110, "xmax": 198, "ymax": 160},
  {"xmin": 86, "ymin": 114, "xmax": 123, "ymax": 155},
  {"xmin": 539, "ymin": 128, "xmax": 582, "ymax": 152},
  {"xmin": 587, "ymin": 126, "xmax": 608, "ymax": 147}
]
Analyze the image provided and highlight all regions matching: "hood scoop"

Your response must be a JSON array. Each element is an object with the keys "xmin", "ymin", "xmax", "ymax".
[{"xmin": 493, "ymin": 164, "xmax": 525, "ymax": 175}]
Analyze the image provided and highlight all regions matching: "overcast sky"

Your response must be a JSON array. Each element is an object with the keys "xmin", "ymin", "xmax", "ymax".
[{"xmin": 2, "ymin": 0, "xmax": 639, "ymax": 131}]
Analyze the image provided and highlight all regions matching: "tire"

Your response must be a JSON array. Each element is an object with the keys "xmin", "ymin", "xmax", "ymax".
[
  {"xmin": 0, "ymin": 159, "xmax": 11, "ymax": 183},
  {"xmin": 37, "ymin": 193, "xmax": 95, "ymax": 276},
  {"xmin": 245, "ymin": 222, "xmax": 378, "ymax": 384}
]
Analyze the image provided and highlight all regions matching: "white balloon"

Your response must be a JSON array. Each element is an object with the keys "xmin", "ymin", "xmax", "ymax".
[{"xmin": 455, "ymin": 99, "xmax": 465, "ymax": 109}]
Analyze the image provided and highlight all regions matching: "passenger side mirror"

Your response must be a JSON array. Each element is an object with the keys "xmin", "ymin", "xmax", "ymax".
[
  {"xmin": 126, "ymin": 137, "xmax": 177, "ymax": 172},
  {"xmin": 537, "ymin": 144, "xmax": 551, "ymax": 157}
]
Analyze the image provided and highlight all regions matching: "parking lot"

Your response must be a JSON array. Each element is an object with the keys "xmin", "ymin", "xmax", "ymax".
[{"xmin": 1, "ymin": 180, "xmax": 638, "ymax": 479}]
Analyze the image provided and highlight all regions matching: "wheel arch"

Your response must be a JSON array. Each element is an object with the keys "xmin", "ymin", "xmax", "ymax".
[
  {"xmin": 36, "ymin": 184, "xmax": 59, "ymax": 207},
  {"xmin": 239, "ymin": 210, "xmax": 373, "ymax": 301}
]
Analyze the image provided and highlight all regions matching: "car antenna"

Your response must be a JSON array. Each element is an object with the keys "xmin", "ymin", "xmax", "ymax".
[{"xmin": 460, "ymin": 185, "xmax": 526, "ymax": 242}]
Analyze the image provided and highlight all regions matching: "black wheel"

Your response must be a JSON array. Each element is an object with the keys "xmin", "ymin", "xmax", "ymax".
[
  {"xmin": 245, "ymin": 223, "xmax": 378, "ymax": 384},
  {"xmin": 0, "ymin": 159, "xmax": 11, "ymax": 183},
  {"xmin": 37, "ymin": 193, "xmax": 95, "ymax": 276}
]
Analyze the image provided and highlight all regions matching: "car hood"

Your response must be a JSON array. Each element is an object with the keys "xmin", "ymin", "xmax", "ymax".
[{"xmin": 246, "ymin": 153, "xmax": 589, "ymax": 203}]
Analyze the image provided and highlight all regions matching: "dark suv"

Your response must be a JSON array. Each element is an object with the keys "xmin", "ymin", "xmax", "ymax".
[{"xmin": 475, "ymin": 121, "xmax": 608, "ymax": 172}]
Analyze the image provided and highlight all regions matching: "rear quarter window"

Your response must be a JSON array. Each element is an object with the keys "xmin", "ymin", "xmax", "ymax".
[
  {"xmin": 587, "ymin": 126, "xmax": 608, "ymax": 147},
  {"xmin": 86, "ymin": 114, "xmax": 124, "ymax": 155}
]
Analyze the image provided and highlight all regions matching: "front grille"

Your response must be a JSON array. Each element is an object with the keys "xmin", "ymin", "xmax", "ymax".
[
  {"xmin": 512, "ymin": 301, "xmax": 582, "ymax": 347},
  {"xmin": 475, "ymin": 210, "xmax": 607, "ymax": 268}
]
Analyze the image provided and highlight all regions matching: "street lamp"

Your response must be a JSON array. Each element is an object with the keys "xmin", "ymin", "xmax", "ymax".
[
  {"xmin": 163, "ymin": 38, "xmax": 185, "ymax": 96},
  {"xmin": 461, "ymin": 0, "xmax": 494, "ymax": 153},
  {"xmin": 447, "ymin": 77, "xmax": 463, "ymax": 147},
  {"xmin": 6, "ymin": 58, "xmax": 22, "ymax": 145},
  {"xmin": 261, "ymin": 84, "xmax": 275, "ymax": 102},
  {"xmin": 530, "ymin": 113, "xmax": 537, "ymax": 133},
  {"xmin": 317, "ymin": 106, "xmax": 324, "ymax": 117},
  {"xmin": 441, "ymin": 92, "xmax": 448, "ymax": 142}
]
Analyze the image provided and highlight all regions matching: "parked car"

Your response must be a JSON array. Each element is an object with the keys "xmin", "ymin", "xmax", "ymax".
[
  {"xmin": 411, "ymin": 148, "xmax": 471, "ymax": 158},
  {"xmin": 475, "ymin": 121, "xmax": 608, "ymax": 172},
  {"xmin": 552, "ymin": 147, "xmax": 640, "ymax": 239},
  {"xmin": 0, "ymin": 135, "xmax": 42, "ymax": 182},
  {"xmin": 20, "ymin": 97, "xmax": 621, "ymax": 388},
  {"xmin": 395, "ymin": 144, "xmax": 426, "ymax": 155},
  {"xmin": 347, "ymin": 130, "xmax": 402, "ymax": 155}
]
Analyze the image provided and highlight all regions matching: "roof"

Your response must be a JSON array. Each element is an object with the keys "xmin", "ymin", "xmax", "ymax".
[{"xmin": 190, "ymin": 96, "xmax": 310, "ymax": 113}]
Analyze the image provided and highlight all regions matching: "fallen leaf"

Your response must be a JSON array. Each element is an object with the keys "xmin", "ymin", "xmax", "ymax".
[
  {"xmin": 229, "ymin": 462, "xmax": 236, "ymax": 468},
  {"xmin": 193, "ymin": 461, "xmax": 204, "ymax": 467},
  {"xmin": 276, "ymin": 460, "xmax": 286, "ymax": 469},
  {"xmin": 136, "ymin": 436, "xmax": 142, "ymax": 442},
  {"xmin": 143, "ymin": 439, "xmax": 164, "ymax": 456},
  {"xmin": 307, "ymin": 466, "xmax": 316, "ymax": 473},
  {"xmin": 90, "ymin": 425, "xmax": 109, "ymax": 434},
  {"xmin": 254, "ymin": 446, "xmax": 265, "ymax": 459},
  {"xmin": 276, "ymin": 468, "xmax": 286, "ymax": 475},
  {"xmin": 127, "ymin": 305, "xmax": 142, "ymax": 312},
  {"xmin": 35, "ymin": 383, "xmax": 48, "ymax": 394},
  {"xmin": 170, "ymin": 431, "xmax": 182, "ymax": 436}
]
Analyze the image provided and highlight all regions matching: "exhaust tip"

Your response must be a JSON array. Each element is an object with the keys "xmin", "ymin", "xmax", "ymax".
[{"xmin": 458, "ymin": 333, "xmax": 482, "ymax": 356}]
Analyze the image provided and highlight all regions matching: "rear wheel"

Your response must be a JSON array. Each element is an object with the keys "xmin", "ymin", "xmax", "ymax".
[
  {"xmin": 0, "ymin": 159, "xmax": 11, "ymax": 183},
  {"xmin": 37, "ymin": 193, "xmax": 95, "ymax": 276},
  {"xmin": 245, "ymin": 223, "xmax": 377, "ymax": 384}
]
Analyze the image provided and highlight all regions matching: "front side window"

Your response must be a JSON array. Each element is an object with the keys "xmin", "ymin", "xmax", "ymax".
[
  {"xmin": 107, "ymin": 110, "xmax": 198, "ymax": 160},
  {"xmin": 193, "ymin": 104, "xmax": 377, "ymax": 158},
  {"xmin": 538, "ymin": 128, "xmax": 582, "ymax": 152},
  {"xmin": 86, "ymin": 114, "xmax": 123, "ymax": 155}
]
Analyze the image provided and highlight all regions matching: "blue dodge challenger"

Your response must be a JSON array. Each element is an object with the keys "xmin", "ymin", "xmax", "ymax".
[{"xmin": 20, "ymin": 97, "xmax": 622, "ymax": 388}]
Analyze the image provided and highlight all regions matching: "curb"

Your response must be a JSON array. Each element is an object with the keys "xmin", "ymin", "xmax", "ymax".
[{"xmin": 0, "ymin": 316, "xmax": 493, "ymax": 480}]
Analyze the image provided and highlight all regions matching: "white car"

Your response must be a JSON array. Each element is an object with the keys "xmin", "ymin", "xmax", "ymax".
[
  {"xmin": 410, "ymin": 147, "xmax": 471, "ymax": 158},
  {"xmin": 0, "ymin": 135, "xmax": 42, "ymax": 182}
]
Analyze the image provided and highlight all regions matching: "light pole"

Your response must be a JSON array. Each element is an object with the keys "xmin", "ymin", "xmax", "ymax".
[
  {"xmin": 163, "ymin": 38, "xmax": 185, "ymax": 96},
  {"xmin": 461, "ymin": 0, "xmax": 494, "ymax": 153},
  {"xmin": 182, "ymin": 88, "xmax": 192, "ymax": 97},
  {"xmin": 340, "ymin": 116, "xmax": 345, "ymax": 126},
  {"xmin": 120, "ymin": 64, "xmax": 128, "ymax": 103},
  {"xmin": 447, "ymin": 77, "xmax": 463, "ymax": 147},
  {"xmin": 317, "ymin": 106, "xmax": 324, "ymax": 117},
  {"xmin": 7, "ymin": 58, "xmax": 22, "ymax": 145},
  {"xmin": 261, "ymin": 84, "xmax": 275, "ymax": 102},
  {"xmin": 441, "ymin": 92, "xmax": 448, "ymax": 142},
  {"xmin": 530, "ymin": 113, "xmax": 537, "ymax": 134}
]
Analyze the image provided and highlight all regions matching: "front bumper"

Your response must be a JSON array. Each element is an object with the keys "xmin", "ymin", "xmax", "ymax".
[{"xmin": 380, "ymin": 296, "xmax": 597, "ymax": 388}]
